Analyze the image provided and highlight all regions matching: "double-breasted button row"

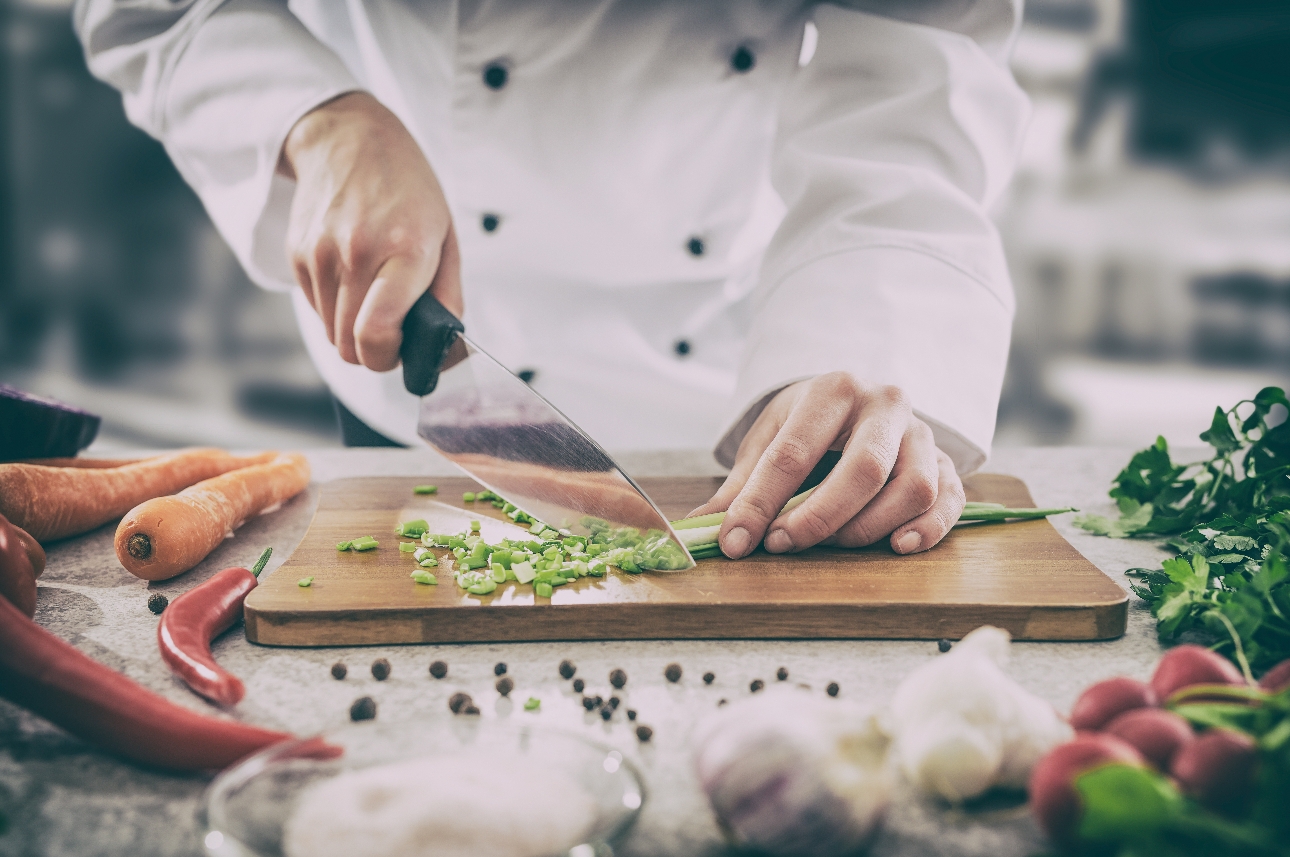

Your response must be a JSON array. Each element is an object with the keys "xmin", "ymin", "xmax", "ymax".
[
  {"xmin": 474, "ymin": 49, "xmax": 744, "ymax": 261},
  {"xmin": 482, "ymin": 45, "xmax": 753, "ymax": 92}
]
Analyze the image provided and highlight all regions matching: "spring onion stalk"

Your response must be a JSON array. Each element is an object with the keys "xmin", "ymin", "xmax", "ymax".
[
  {"xmin": 666, "ymin": 490, "xmax": 1075, "ymax": 553},
  {"xmin": 413, "ymin": 485, "xmax": 437, "ymax": 495},
  {"xmin": 385, "ymin": 487, "xmax": 1077, "ymax": 601},
  {"xmin": 957, "ymin": 502, "xmax": 1077, "ymax": 521}
]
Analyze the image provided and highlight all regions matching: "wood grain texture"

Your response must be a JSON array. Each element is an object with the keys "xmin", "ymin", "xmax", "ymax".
[{"xmin": 243, "ymin": 475, "xmax": 1128, "ymax": 646}]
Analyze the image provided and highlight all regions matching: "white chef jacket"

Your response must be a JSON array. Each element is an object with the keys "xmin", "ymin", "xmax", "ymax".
[{"xmin": 75, "ymin": 0, "xmax": 1028, "ymax": 473}]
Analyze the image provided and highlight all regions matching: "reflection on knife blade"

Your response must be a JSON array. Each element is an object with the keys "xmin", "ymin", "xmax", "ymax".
[{"xmin": 415, "ymin": 333, "xmax": 693, "ymax": 569}]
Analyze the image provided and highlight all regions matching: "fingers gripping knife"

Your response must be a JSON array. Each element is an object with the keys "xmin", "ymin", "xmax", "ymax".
[{"xmin": 399, "ymin": 291, "xmax": 694, "ymax": 568}]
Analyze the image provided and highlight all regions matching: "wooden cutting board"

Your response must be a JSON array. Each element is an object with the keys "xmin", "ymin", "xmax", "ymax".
[{"xmin": 243, "ymin": 475, "xmax": 1127, "ymax": 646}]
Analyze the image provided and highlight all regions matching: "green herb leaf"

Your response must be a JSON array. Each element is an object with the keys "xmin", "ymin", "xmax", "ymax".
[{"xmin": 1075, "ymin": 764, "xmax": 1182, "ymax": 841}]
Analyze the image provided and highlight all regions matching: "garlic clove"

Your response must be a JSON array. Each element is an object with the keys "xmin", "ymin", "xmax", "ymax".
[{"xmin": 693, "ymin": 687, "xmax": 891, "ymax": 857}]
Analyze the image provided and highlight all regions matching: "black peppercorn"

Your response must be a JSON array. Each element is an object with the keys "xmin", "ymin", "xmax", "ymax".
[
  {"xmin": 449, "ymin": 692, "xmax": 472, "ymax": 714},
  {"xmin": 331, "ymin": 662, "xmax": 347, "ymax": 680},
  {"xmin": 559, "ymin": 659, "xmax": 576, "ymax": 679},
  {"xmin": 608, "ymin": 696, "xmax": 620, "ymax": 709},
  {"xmin": 826, "ymin": 682, "xmax": 840, "ymax": 697},
  {"xmin": 147, "ymin": 593, "xmax": 168, "ymax": 615},
  {"xmin": 593, "ymin": 695, "xmax": 603, "ymax": 708},
  {"xmin": 463, "ymin": 704, "xmax": 481, "ymax": 715},
  {"xmin": 429, "ymin": 660, "xmax": 448, "ymax": 679},
  {"xmin": 582, "ymin": 696, "xmax": 597, "ymax": 711},
  {"xmin": 494, "ymin": 662, "xmax": 508, "ymax": 676},
  {"xmin": 350, "ymin": 696, "xmax": 377, "ymax": 721},
  {"xmin": 703, "ymin": 672, "xmax": 715, "ymax": 685},
  {"xmin": 627, "ymin": 709, "xmax": 637, "ymax": 721},
  {"xmin": 572, "ymin": 678, "xmax": 585, "ymax": 693},
  {"xmin": 776, "ymin": 667, "xmax": 789, "ymax": 681},
  {"xmin": 609, "ymin": 668, "xmax": 627, "ymax": 689},
  {"xmin": 718, "ymin": 698, "xmax": 728, "ymax": 707},
  {"xmin": 938, "ymin": 639, "xmax": 953, "ymax": 653},
  {"xmin": 750, "ymin": 679, "xmax": 764, "ymax": 693},
  {"xmin": 496, "ymin": 676, "xmax": 514, "ymax": 697},
  {"xmin": 600, "ymin": 707, "xmax": 613, "ymax": 721},
  {"xmin": 371, "ymin": 658, "xmax": 391, "ymax": 681},
  {"xmin": 635, "ymin": 725, "xmax": 653, "ymax": 742},
  {"xmin": 664, "ymin": 663, "xmax": 682, "ymax": 683}
]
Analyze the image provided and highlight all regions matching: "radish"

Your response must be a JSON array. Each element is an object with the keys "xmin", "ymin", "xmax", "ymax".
[
  {"xmin": 1103, "ymin": 708, "xmax": 1193, "ymax": 770},
  {"xmin": 1029, "ymin": 733, "xmax": 1146, "ymax": 846},
  {"xmin": 1150, "ymin": 645, "xmax": 1246, "ymax": 701},
  {"xmin": 1069, "ymin": 677, "xmax": 1157, "ymax": 731},
  {"xmin": 1258, "ymin": 658, "xmax": 1290, "ymax": 694},
  {"xmin": 1170, "ymin": 729, "xmax": 1258, "ymax": 817}
]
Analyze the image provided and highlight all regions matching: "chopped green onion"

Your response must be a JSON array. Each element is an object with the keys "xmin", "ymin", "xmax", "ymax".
[
  {"xmin": 470, "ymin": 520, "xmax": 481, "ymax": 532},
  {"xmin": 336, "ymin": 540, "xmax": 352, "ymax": 551},
  {"xmin": 491, "ymin": 564, "xmax": 506, "ymax": 584},
  {"xmin": 297, "ymin": 577, "xmax": 314, "ymax": 587},
  {"xmin": 413, "ymin": 484, "xmax": 438, "ymax": 495},
  {"xmin": 512, "ymin": 560, "xmax": 536, "ymax": 584},
  {"xmin": 524, "ymin": 697, "xmax": 540, "ymax": 711},
  {"xmin": 463, "ymin": 491, "xmax": 475, "ymax": 503},
  {"xmin": 399, "ymin": 542, "xmax": 419, "ymax": 553},
  {"xmin": 412, "ymin": 570, "xmax": 438, "ymax": 585},
  {"xmin": 535, "ymin": 581, "xmax": 553, "ymax": 598},
  {"xmin": 468, "ymin": 579, "xmax": 497, "ymax": 595},
  {"xmin": 352, "ymin": 538, "xmax": 379, "ymax": 552},
  {"xmin": 396, "ymin": 519, "xmax": 429, "ymax": 537},
  {"xmin": 248, "ymin": 547, "xmax": 273, "ymax": 577}
]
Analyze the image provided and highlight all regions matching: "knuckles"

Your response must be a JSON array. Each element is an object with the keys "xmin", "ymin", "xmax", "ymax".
[
  {"xmin": 760, "ymin": 435, "xmax": 816, "ymax": 480},
  {"xmin": 850, "ymin": 448, "xmax": 893, "ymax": 490},
  {"xmin": 905, "ymin": 470, "xmax": 939, "ymax": 515},
  {"xmin": 785, "ymin": 502, "xmax": 835, "ymax": 545}
]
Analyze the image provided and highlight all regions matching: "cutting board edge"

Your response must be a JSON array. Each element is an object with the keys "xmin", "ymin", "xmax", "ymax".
[{"xmin": 244, "ymin": 597, "xmax": 1129, "ymax": 646}]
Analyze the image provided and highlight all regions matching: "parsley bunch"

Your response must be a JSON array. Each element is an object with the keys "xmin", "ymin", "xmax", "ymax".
[{"xmin": 1075, "ymin": 387, "xmax": 1290, "ymax": 676}]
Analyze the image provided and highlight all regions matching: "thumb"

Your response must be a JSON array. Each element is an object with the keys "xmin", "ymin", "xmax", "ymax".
[{"xmin": 353, "ymin": 251, "xmax": 437, "ymax": 372}]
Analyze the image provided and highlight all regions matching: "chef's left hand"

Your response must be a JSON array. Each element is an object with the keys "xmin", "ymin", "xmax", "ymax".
[{"xmin": 691, "ymin": 373, "xmax": 966, "ymax": 558}]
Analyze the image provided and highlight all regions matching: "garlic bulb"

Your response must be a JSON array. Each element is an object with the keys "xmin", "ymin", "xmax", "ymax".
[
  {"xmin": 693, "ymin": 688, "xmax": 891, "ymax": 856},
  {"xmin": 881, "ymin": 625, "xmax": 1073, "ymax": 802}
]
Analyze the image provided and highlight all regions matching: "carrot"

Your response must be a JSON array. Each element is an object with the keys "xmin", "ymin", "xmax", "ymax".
[
  {"xmin": 115, "ymin": 454, "xmax": 311, "ymax": 581},
  {"xmin": 0, "ymin": 449, "xmax": 278, "ymax": 543}
]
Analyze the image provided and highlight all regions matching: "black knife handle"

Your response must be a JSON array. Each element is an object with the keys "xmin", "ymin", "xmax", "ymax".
[{"xmin": 400, "ymin": 290, "xmax": 465, "ymax": 396}]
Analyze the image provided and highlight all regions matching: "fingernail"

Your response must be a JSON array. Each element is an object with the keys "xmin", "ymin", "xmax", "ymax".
[
  {"xmin": 764, "ymin": 529, "xmax": 793, "ymax": 554},
  {"xmin": 895, "ymin": 531, "xmax": 922, "ymax": 554},
  {"xmin": 722, "ymin": 527, "xmax": 751, "ymax": 559}
]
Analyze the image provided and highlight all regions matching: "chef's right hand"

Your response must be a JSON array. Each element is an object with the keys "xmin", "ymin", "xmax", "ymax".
[{"xmin": 278, "ymin": 91, "xmax": 462, "ymax": 372}]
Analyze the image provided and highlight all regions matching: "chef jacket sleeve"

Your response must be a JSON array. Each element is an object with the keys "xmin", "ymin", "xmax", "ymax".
[
  {"xmin": 715, "ymin": 0, "xmax": 1030, "ymax": 475},
  {"xmin": 74, "ymin": 0, "xmax": 361, "ymax": 290}
]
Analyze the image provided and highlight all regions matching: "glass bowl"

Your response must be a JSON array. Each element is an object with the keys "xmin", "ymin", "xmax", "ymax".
[{"xmin": 201, "ymin": 719, "xmax": 645, "ymax": 857}]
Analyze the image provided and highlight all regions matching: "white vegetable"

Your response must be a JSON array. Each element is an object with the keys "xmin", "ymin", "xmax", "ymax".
[
  {"xmin": 880, "ymin": 626, "xmax": 1073, "ymax": 802},
  {"xmin": 693, "ymin": 687, "xmax": 891, "ymax": 856}
]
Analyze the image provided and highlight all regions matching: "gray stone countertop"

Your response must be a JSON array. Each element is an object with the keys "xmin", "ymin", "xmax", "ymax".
[{"xmin": 0, "ymin": 446, "xmax": 1184, "ymax": 857}]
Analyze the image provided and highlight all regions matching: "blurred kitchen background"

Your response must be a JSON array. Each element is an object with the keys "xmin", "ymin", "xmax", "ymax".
[{"xmin": 1, "ymin": 0, "xmax": 1288, "ymax": 452}]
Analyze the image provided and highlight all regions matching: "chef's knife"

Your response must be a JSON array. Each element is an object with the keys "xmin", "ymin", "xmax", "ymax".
[{"xmin": 400, "ymin": 290, "xmax": 694, "ymax": 568}]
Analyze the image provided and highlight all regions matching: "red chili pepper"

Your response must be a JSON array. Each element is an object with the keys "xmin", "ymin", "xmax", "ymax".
[
  {"xmin": 0, "ymin": 586, "xmax": 293, "ymax": 770},
  {"xmin": 158, "ymin": 547, "xmax": 271, "ymax": 706},
  {"xmin": 0, "ymin": 512, "xmax": 43, "ymax": 618}
]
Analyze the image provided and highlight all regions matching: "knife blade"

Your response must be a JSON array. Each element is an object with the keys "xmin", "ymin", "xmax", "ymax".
[{"xmin": 399, "ymin": 290, "xmax": 694, "ymax": 570}]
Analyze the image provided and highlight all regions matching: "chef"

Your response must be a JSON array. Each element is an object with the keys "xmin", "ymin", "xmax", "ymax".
[{"xmin": 75, "ymin": 0, "xmax": 1028, "ymax": 560}]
